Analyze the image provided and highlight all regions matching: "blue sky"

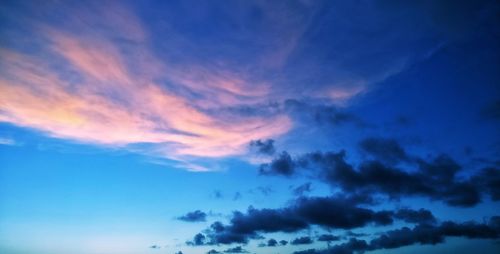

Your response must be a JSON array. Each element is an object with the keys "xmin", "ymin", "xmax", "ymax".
[{"xmin": 0, "ymin": 1, "xmax": 499, "ymax": 254}]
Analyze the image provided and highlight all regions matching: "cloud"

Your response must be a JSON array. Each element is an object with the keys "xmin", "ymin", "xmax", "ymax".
[
  {"xmin": 186, "ymin": 233, "xmax": 206, "ymax": 246},
  {"xmin": 0, "ymin": 2, "xmax": 293, "ymax": 169},
  {"xmin": 223, "ymin": 246, "xmax": 249, "ymax": 253},
  {"xmin": 317, "ymin": 234, "xmax": 340, "ymax": 242},
  {"xmin": 292, "ymin": 217, "xmax": 500, "ymax": 254},
  {"xmin": 177, "ymin": 210, "xmax": 207, "ymax": 222},
  {"xmin": 192, "ymin": 195, "xmax": 433, "ymax": 245},
  {"xmin": 472, "ymin": 167, "xmax": 500, "ymax": 201},
  {"xmin": 359, "ymin": 137, "xmax": 410, "ymax": 164},
  {"xmin": 394, "ymin": 208, "xmax": 436, "ymax": 225},
  {"xmin": 259, "ymin": 151, "xmax": 295, "ymax": 176},
  {"xmin": 291, "ymin": 236, "xmax": 313, "ymax": 245},
  {"xmin": 250, "ymin": 139, "xmax": 276, "ymax": 155},
  {"xmin": 259, "ymin": 141, "xmax": 498, "ymax": 207},
  {"xmin": 266, "ymin": 238, "xmax": 278, "ymax": 247},
  {"xmin": 284, "ymin": 100, "xmax": 366, "ymax": 128},
  {"xmin": 233, "ymin": 192, "xmax": 242, "ymax": 201},
  {"xmin": 207, "ymin": 250, "xmax": 221, "ymax": 254},
  {"xmin": 292, "ymin": 183, "xmax": 312, "ymax": 196},
  {"xmin": 256, "ymin": 186, "xmax": 274, "ymax": 196},
  {"xmin": 279, "ymin": 240, "xmax": 288, "ymax": 246},
  {"xmin": 212, "ymin": 190, "xmax": 223, "ymax": 199},
  {"xmin": 0, "ymin": 137, "xmax": 16, "ymax": 146}
]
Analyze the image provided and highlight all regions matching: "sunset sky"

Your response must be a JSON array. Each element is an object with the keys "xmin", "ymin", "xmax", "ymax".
[{"xmin": 0, "ymin": 1, "xmax": 499, "ymax": 254}]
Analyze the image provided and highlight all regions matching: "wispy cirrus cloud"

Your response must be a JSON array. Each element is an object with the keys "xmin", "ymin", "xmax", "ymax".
[{"xmin": 0, "ymin": 2, "xmax": 291, "ymax": 169}]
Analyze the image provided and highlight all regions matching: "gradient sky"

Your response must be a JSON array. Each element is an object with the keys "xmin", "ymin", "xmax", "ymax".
[{"xmin": 0, "ymin": 1, "xmax": 499, "ymax": 254}]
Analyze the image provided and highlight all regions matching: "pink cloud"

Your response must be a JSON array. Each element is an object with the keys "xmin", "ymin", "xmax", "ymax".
[{"xmin": 0, "ymin": 11, "xmax": 292, "ymax": 168}]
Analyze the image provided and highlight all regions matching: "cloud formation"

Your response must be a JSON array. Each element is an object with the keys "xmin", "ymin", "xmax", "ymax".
[
  {"xmin": 0, "ymin": 2, "xmax": 292, "ymax": 170},
  {"xmin": 260, "ymin": 139, "xmax": 499, "ymax": 207},
  {"xmin": 190, "ymin": 195, "xmax": 436, "ymax": 245},
  {"xmin": 293, "ymin": 217, "xmax": 500, "ymax": 254},
  {"xmin": 291, "ymin": 236, "xmax": 313, "ymax": 245},
  {"xmin": 178, "ymin": 210, "xmax": 207, "ymax": 222}
]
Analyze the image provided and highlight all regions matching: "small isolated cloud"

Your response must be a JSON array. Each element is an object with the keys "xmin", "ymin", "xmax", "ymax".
[
  {"xmin": 212, "ymin": 190, "xmax": 223, "ymax": 199},
  {"xmin": 177, "ymin": 210, "xmax": 206, "ymax": 222},
  {"xmin": 233, "ymin": 192, "xmax": 242, "ymax": 201},
  {"xmin": 0, "ymin": 137, "xmax": 16, "ymax": 146},
  {"xmin": 149, "ymin": 245, "xmax": 161, "ymax": 249}
]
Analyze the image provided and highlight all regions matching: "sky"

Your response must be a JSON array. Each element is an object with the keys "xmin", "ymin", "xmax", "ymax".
[{"xmin": 0, "ymin": 0, "xmax": 499, "ymax": 254}]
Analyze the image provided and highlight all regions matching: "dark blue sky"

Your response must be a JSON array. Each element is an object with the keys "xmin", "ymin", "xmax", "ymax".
[{"xmin": 0, "ymin": 1, "xmax": 499, "ymax": 254}]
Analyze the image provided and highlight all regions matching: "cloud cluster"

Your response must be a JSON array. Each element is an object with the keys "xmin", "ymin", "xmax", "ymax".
[
  {"xmin": 294, "ymin": 217, "xmax": 500, "ymax": 254},
  {"xmin": 260, "ymin": 137, "xmax": 499, "ymax": 207},
  {"xmin": 189, "ymin": 195, "xmax": 439, "ymax": 245}
]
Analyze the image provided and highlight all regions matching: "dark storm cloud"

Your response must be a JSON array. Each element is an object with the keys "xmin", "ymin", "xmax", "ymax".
[
  {"xmin": 259, "ymin": 139, "xmax": 498, "ymax": 207},
  {"xmin": 317, "ymin": 234, "xmax": 340, "ymax": 242},
  {"xmin": 279, "ymin": 240, "xmax": 288, "ymax": 246},
  {"xmin": 193, "ymin": 195, "xmax": 433, "ymax": 245},
  {"xmin": 359, "ymin": 137, "xmax": 409, "ymax": 164},
  {"xmin": 292, "ymin": 182, "xmax": 312, "ymax": 196},
  {"xmin": 250, "ymin": 139, "xmax": 276, "ymax": 155},
  {"xmin": 178, "ymin": 210, "xmax": 207, "ymax": 222},
  {"xmin": 291, "ymin": 236, "xmax": 314, "ymax": 245},
  {"xmin": 292, "ymin": 217, "xmax": 500, "ymax": 254}
]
